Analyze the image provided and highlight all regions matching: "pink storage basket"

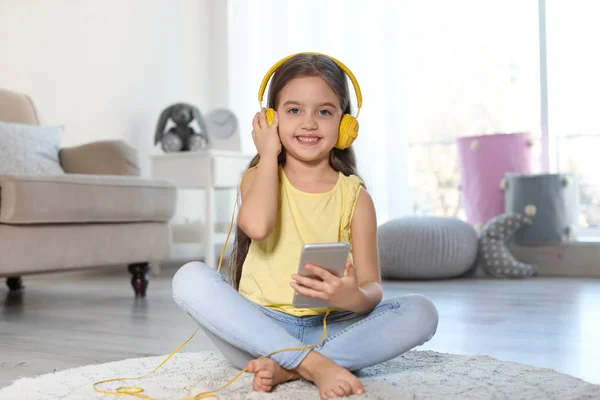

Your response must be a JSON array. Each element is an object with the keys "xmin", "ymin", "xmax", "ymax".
[{"xmin": 456, "ymin": 132, "xmax": 534, "ymax": 231}]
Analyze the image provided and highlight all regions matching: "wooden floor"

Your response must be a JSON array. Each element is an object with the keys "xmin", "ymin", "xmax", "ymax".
[{"xmin": 1, "ymin": 264, "xmax": 600, "ymax": 389}]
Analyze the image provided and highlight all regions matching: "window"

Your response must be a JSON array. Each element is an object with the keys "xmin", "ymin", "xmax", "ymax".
[
  {"xmin": 226, "ymin": 1, "xmax": 596, "ymax": 232},
  {"xmin": 405, "ymin": 1, "xmax": 541, "ymax": 218},
  {"xmin": 409, "ymin": 0, "xmax": 600, "ymax": 236},
  {"xmin": 546, "ymin": 1, "xmax": 600, "ymax": 230}
]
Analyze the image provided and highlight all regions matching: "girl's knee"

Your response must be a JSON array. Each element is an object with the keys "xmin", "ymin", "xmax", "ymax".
[
  {"xmin": 172, "ymin": 261, "xmax": 217, "ymax": 302},
  {"xmin": 390, "ymin": 293, "xmax": 438, "ymax": 342},
  {"xmin": 406, "ymin": 294, "xmax": 439, "ymax": 341}
]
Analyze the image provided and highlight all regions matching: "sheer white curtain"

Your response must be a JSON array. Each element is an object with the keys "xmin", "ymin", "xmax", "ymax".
[
  {"xmin": 226, "ymin": 0, "xmax": 540, "ymax": 223},
  {"xmin": 227, "ymin": 0, "xmax": 411, "ymax": 224}
]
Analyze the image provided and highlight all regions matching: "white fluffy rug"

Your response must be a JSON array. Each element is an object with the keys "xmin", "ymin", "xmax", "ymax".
[{"xmin": 2, "ymin": 350, "xmax": 599, "ymax": 400}]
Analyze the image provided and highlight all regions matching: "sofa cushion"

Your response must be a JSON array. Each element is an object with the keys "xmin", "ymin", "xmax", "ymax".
[
  {"xmin": 0, "ymin": 174, "xmax": 177, "ymax": 224},
  {"xmin": 59, "ymin": 140, "xmax": 140, "ymax": 176},
  {"xmin": 0, "ymin": 122, "xmax": 65, "ymax": 175}
]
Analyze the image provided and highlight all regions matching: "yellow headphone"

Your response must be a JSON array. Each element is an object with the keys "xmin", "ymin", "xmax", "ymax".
[{"xmin": 258, "ymin": 52, "xmax": 363, "ymax": 150}]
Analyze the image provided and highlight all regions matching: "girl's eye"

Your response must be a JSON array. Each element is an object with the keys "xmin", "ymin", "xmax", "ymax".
[
  {"xmin": 318, "ymin": 109, "xmax": 332, "ymax": 116},
  {"xmin": 288, "ymin": 108, "xmax": 300, "ymax": 114}
]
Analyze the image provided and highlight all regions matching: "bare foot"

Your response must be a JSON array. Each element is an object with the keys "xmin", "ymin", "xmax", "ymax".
[
  {"xmin": 295, "ymin": 351, "xmax": 365, "ymax": 399},
  {"xmin": 246, "ymin": 357, "xmax": 300, "ymax": 392}
]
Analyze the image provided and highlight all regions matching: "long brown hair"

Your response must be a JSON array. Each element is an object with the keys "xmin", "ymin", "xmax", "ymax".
[{"xmin": 228, "ymin": 53, "xmax": 363, "ymax": 289}]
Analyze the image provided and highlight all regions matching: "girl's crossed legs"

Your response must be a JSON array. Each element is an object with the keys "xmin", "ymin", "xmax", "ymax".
[{"xmin": 172, "ymin": 261, "xmax": 438, "ymax": 397}]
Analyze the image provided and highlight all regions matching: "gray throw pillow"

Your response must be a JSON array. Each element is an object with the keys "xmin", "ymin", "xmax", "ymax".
[
  {"xmin": 479, "ymin": 213, "xmax": 537, "ymax": 278},
  {"xmin": 0, "ymin": 122, "xmax": 65, "ymax": 175}
]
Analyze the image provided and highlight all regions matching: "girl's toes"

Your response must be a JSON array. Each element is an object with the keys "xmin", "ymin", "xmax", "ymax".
[
  {"xmin": 351, "ymin": 381, "xmax": 365, "ymax": 394},
  {"xmin": 246, "ymin": 360, "xmax": 257, "ymax": 372},
  {"xmin": 339, "ymin": 381, "xmax": 352, "ymax": 394},
  {"xmin": 333, "ymin": 385, "xmax": 346, "ymax": 397},
  {"xmin": 260, "ymin": 377, "xmax": 273, "ymax": 386},
  {"xmin": 258, "ymin": 370, "xmax": 273, "ymax": 379}
]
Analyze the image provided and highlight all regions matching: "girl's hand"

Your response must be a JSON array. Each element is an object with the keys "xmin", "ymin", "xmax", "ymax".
[
  {"xmin": 252, "ymin": 108, "xmax": 281, "ymax": 158},
  {"xmin": 290, "ymin": 261, "xmax": 364, "ymax": 311}
]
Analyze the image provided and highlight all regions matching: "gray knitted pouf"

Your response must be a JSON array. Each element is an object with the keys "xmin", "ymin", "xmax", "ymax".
[{"xmin": 377, "ymin": 217, "xmax": 478, "ymax": 279}]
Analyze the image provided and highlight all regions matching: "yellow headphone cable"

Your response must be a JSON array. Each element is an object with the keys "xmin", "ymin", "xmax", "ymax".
[{"xmin": 93, "ymin": 165, "xmax": 332, "ymax": 399}]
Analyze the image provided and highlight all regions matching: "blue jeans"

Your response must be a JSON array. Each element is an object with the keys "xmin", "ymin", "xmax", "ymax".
[{"xmin": 172, "ymin": 261, "xmax": 438, "ymax": 372}]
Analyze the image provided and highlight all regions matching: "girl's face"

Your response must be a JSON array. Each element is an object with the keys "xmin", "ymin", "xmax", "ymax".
[{"xmin": 276, "ymin": 76, "xmax": 343, "ymax": 163}]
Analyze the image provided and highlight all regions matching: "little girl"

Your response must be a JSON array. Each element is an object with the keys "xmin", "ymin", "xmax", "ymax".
[{"xmin": 172, "ymin": 53, "xmax": 439, "ymax": 399}]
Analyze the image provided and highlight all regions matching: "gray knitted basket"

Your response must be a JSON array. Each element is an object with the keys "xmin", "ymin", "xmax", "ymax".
[
  {"xmin": 504, "ymin": 173, "xmax": 579, "ymax": 243},
  {"xmin": 377, "ymin": 217, "xmax": 478, "ymax": 279}
]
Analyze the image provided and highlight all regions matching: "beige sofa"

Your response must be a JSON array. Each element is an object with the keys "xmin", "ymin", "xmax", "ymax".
[{"xmin": 0, "ymin": 88, "xmax": 177, "ymax": 296}]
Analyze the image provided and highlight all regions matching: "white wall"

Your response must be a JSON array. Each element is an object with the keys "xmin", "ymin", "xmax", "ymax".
[
  {"xmin": 0, "ymin": 0, "xmax": 238, "ymax": 260},
  {"xmin": 0, "ymin": 0, "xmax": 212, "ymax": 178},
  {"xmin": 206, "ymin": 0, "xmax": 230, "ymax": 110}
]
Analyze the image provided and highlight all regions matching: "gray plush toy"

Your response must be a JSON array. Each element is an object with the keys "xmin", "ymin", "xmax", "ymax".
[
  {"xmin": 479, "ymin": 213, "xmax": 537, "ymax": 278},
  {"xmin": 155, "ymin": 103, "xmax": 209, "ymax": 152}
]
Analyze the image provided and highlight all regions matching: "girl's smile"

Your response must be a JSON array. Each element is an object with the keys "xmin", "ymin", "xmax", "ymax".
[{"xmin": 295, "ymin": 134, "xmax": 322, "ymax": 146}]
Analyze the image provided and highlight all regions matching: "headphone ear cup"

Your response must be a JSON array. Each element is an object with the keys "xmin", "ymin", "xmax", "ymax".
[
  {"xmin": 266, "ymin": 108, "xmax": 276, "ymax": 126},
  {"xmin": 336, "ymin": 114, "xmax": 359, "ymax": 150}
]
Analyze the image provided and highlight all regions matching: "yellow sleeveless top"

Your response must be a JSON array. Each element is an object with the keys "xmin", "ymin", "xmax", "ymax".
[{"xmin": 238, "ymin": 165, "xmax": 364, "ymax": 317}]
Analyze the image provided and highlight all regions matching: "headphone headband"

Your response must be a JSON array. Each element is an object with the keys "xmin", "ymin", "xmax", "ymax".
[{"xmin": 257, "ymin": 52, "xmax": 362, "ymax": 115}]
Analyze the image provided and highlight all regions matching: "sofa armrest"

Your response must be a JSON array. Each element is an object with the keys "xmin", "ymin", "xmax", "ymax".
[{"xmin": 59, "ymin": 140, "xmax": 140, "ymax": 176}]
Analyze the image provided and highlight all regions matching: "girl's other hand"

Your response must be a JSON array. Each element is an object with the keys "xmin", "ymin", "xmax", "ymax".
[
  {"xmin": 290, "ymin": 261, "xmax": 364, "ymax": 312},
  {"xmin": 252, "ymin": 108, "xmax": 281, "ymax": 158}
]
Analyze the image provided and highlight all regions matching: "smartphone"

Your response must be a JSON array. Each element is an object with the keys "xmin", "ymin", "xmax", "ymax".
[{"xmin": 292, "ymin": 242, "xmax": 350, "ymax": 309}]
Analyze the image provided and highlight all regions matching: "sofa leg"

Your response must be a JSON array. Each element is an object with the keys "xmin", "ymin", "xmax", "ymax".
[
  {"xmin": 128, "ymin": 263, "xmax": 149, "ymax": 297},
  {"xmin": 6, "ymin": 277, "xmax": 24, "ymax": 291}
]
